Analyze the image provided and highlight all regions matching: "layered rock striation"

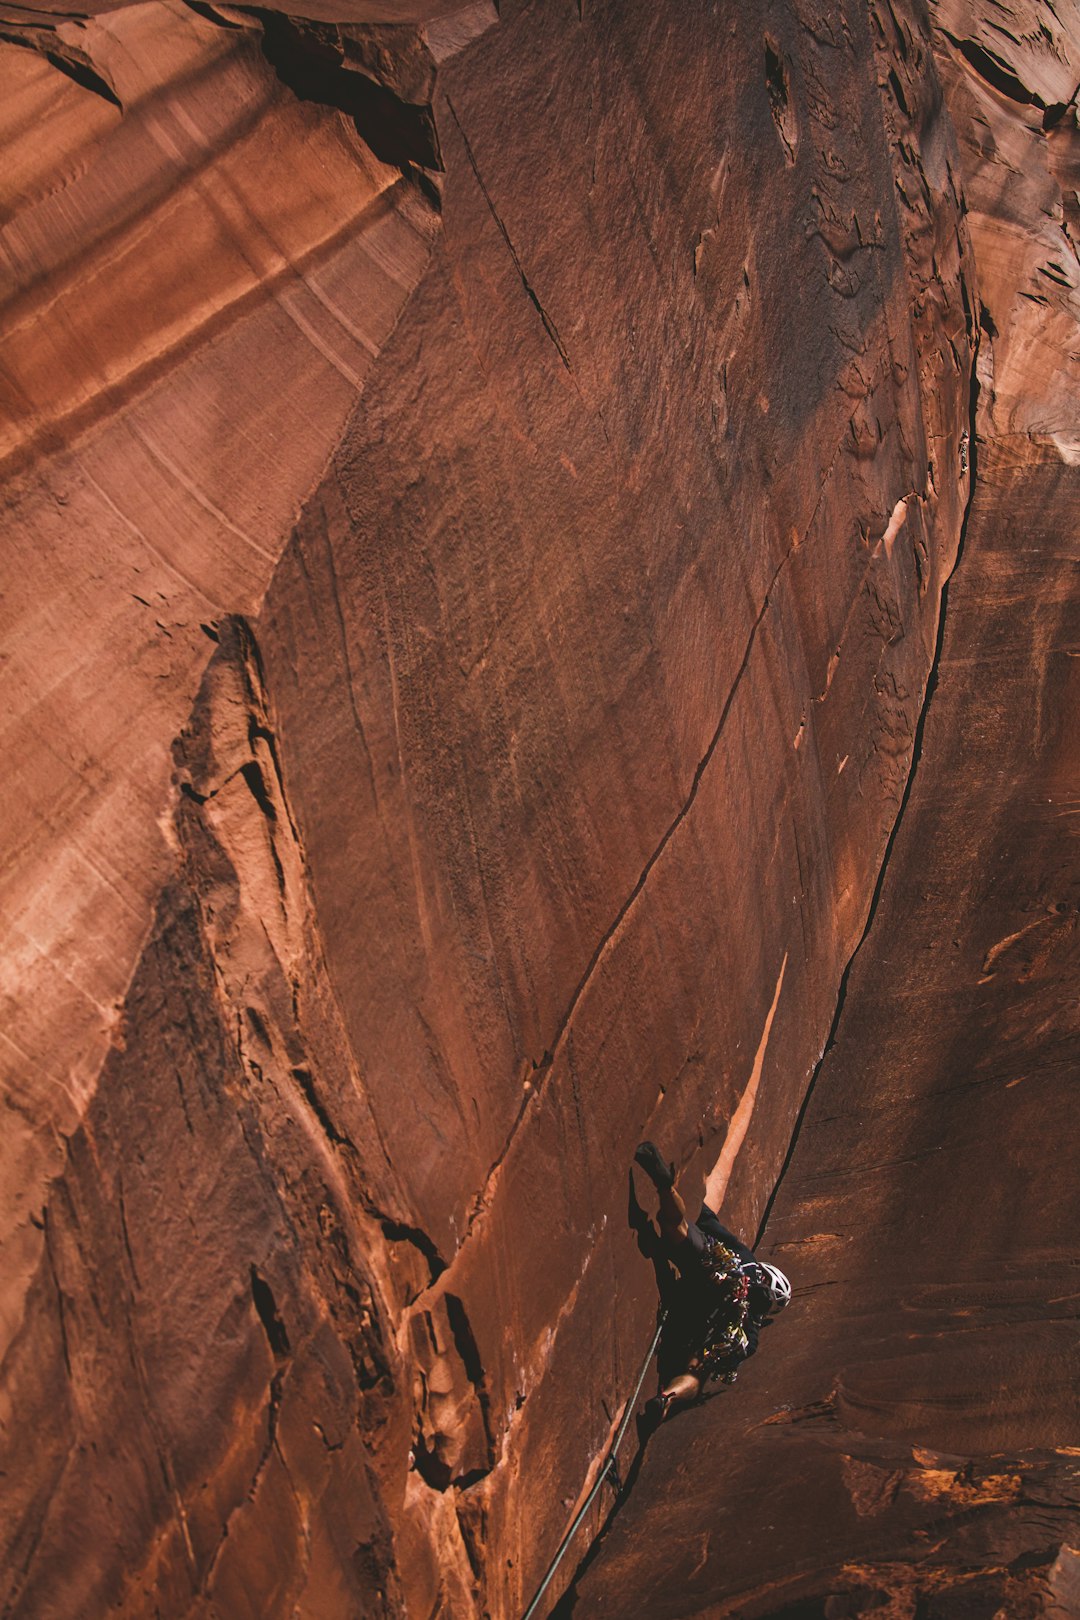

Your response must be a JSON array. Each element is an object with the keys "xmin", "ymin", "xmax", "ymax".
[{"xmin": 1, "ymin": 0, "xmax": 1046, "ymax": 1614}]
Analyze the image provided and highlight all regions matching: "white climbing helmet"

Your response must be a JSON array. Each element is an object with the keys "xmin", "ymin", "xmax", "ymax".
[{"xmin": 756, "ymin": 1263, "xmax": 792, "ymax": 1313}]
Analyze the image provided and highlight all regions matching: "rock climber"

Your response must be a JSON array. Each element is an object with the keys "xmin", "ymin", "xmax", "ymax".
[{"xmin": 633, "ymin": 1140, "xmax": 791, "ymax": 1426}]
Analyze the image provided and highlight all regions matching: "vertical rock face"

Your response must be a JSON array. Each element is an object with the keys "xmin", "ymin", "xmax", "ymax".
[
  {"xmin": 932, "ymin": 0, "xmax": 1080, "ymax": 456},
  {"xmin": 569, "ymin": 4, "xmax": 1080, "ymax": 1617},
  {"xmin": 0, "ymin": 0, "xmax": 438, "ymax": 1431},
  {"xmin": 0, "ymin": 0, "xmax": 1011, "ymax": 1614}
]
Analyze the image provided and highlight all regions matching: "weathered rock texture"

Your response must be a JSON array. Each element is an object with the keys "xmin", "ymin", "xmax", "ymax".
[
  {"xmin": 5, "ymin": 0, "xmax": 1069, "ymax": 1614},
  {"xmin": 561, "ymin": 462, "xmax": 1080, "ymax": 1620},
  {"xmin": 0, "ymin": 0, "xmax": 439, "ymax": 1377},
  {"xmin": 566, "ymin": 4, "xmax": 1080, "ymax": 1615}
]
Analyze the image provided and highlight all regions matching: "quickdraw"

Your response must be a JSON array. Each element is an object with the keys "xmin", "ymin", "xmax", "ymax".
[{"xmin": 694, "ymin": 1238, "xmax": 753, "ymax": 1384}]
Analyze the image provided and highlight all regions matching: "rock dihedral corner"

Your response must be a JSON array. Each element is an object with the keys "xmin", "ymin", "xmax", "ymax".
[{"xmin": 0, "ymin": 0, "xmax": 991, "ymax": 1615}]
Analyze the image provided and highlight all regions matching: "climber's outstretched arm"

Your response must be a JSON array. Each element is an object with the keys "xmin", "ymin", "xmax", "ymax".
[{"xmin": 634, "ymin": 1141, "xmax": 689, "ymax": 1247}]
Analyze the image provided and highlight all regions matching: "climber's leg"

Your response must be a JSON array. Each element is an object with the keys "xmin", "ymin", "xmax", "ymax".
[
  {"xmin": 643, "ymin": 1370, "xmax": 702, "ymax": 1428},
  {"xmin": 660, "ymin": 1370, "xmax": 702, "ymax": 1408}
]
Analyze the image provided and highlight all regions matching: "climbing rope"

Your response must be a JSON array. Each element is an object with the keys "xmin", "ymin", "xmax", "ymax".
[{"xmin": 520, "ymin": 1309, "xmax": 668, "ymax": 1620}]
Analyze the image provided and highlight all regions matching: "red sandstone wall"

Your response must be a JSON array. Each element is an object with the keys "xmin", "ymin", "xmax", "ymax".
[
  {"xmin": 0, "ymin": 2, "xmax": 976, "ymax": 1613},
  {"xmin": 570, "ymin": 3, "xmax": 1080, "ymax": 1615}
]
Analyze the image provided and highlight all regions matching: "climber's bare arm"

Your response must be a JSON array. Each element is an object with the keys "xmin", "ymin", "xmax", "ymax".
[
  {"xmin": 656, "ymin": 1180, "xmax": 689, "ymax": 1247},
  {"xmin": 633, "ymin": 1142, "xmax": 689, "ymax": 1248}
]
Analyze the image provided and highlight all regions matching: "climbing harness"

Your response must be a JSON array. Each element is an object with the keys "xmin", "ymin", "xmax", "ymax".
[
  {"xmin": 520, "ymin": 1309, "xmax": 668, "ymax": 1620},
  {"xmin": 693, "ymin": 1238, "xmax": 753, "ymax": 1384}
]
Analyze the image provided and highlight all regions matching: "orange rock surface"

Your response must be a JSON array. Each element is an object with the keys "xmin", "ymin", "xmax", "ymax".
[
  {"xmin": 567, "ymin": 3, "xmax": 1080, "ymax": 1614},
  {"xmin": 3, "ymin": 0, "xmax": 1072, "ymax": 1615}
]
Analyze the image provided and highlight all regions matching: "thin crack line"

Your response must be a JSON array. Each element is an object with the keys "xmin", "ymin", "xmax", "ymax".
[
  {"xmin": 539, "ymin": 547, "xmax": 793, "ymax": 1075},
  {"xmin": 433, "ymin": 338, "xmax": 926, "ymax": 1282},
  {"xmin": 754, "ymin": 334, "xmax": 982, "ymax": 1250},
  {"xmin": 445, "ymin": 95, "xmax": 573, "ymax": 371},
  {"xmin": 458, "ymin": 543, "xmax": 796, "ymax": 1248},
  {"xmin": 549, "ymin": 318, "xmax": 983, "ymax": 1620}
]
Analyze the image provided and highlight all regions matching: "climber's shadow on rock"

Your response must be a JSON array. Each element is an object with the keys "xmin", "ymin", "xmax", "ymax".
[
  {"xmin": 548, "ymin": 1176, "xmax": 675, "ymax": 1616},
  {"xmin": 627, "ymin": 1166, "xmax": 679, "ymax": 1303},
  {"xmin": 626, "ymin": 1162, "xmax": 708, "ymax": 1416},
  {"xmin": 553, "ymin": 1147, "xmax": 796, "ymax": 1614}
]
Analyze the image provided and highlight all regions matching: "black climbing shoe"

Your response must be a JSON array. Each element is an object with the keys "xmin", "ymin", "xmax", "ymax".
[
  {"xmin": 639, "ymin": 1393, "xmax": 673, "ymax": 1435},
  {"xmin": 634, "ymin": 1141, "xmax": 675, "ymax": 1189}
]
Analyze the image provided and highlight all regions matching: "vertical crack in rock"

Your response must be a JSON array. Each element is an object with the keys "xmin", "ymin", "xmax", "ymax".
[
  {"xmin": 445, "ymin": 95, "xmax": 573, "ymax": 371},
  {"xmin": 408, "ymin": 1291, "xmax": 494, "ymax": 1491},
  {"xmin": 443, "ymin": 1292, "xmax": 495, "ymax": 1484},
  {"xmin": 754, "ymin": 333, "xmax": 982, "ymax": 1247},
  {"xmin": 289, "ymin": 1063, "xmax": 350, "ymax": 1146},
  {"xmin": 115, "ymin": 1178, "xmax": 142, "ymax": 1291},
  {"xmin": 1, "ymin": 0, "xmax": 1004, "ymax": 1609},
  {"xmin": 536, "ymin": 550, "xmax": 794, "ymax": 1067},
  {"xmin": 250, "ymin": 1265, "xmax": 292, "ymax": 1359},
  {"xmin": 455, "ymin": 544, "xmax": 797, "ymax": 1251},
  {"xmin": 176, "ymin": 619, "xmax": 401, "ymax": 1335},
  {"xmin": 456, "ymin": 338, "xmax": 910, "ymax": 1258},
  {"xmin": 221, "ymin": 1274, "xmax": 290, "ymax": 1526},
  {"xmin": 318, "ymin": 520, "xmax": 380, "ymax": 788},
  {"xmin": 452, "ymin": 301, "xmax": 947, "ymax": 1269},
  {"xmin": 40, "ymin": 1210, "xmax": 71, "ymax": 1380},
  {"xmin": 764, "ymin": 37, "xmax": 799, "ymax": 164},
  {"xmin": 191, "ymin": 622, "xmax": 449, "ymax": 1328}
]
